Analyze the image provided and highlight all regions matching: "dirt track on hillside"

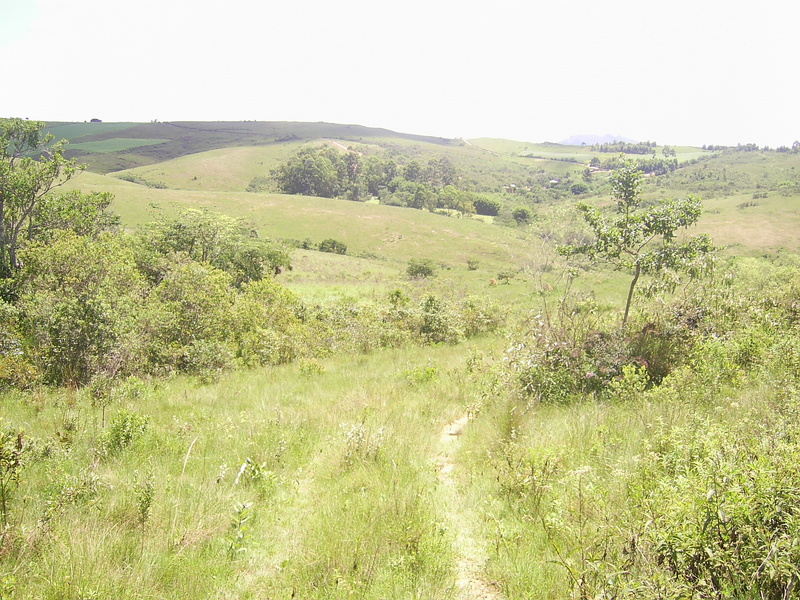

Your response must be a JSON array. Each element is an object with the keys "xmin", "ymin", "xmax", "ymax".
[{"xmin": 437, "ymin": 416, "xmax": 503, "ymax": 600}]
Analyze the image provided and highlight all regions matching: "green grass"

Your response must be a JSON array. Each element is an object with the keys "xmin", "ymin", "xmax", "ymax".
[
  {"xmin": 62, "ymin": 171, "xmax": 541, "ymax": 275},
  {"xmin": 69, "ymin": 138, "xmax": 171, "ymax": 153},
  {"xmin": 44, "ymin": 122, "xmax": 140, "ymax": 140},
  {"xmin": 114, "ymin": 142, "xmax": 305, "ymax": 192},
  {"xmin": 7, "ymin": 121, "xmax": 800, "ymax": 598},
  {"xmin": 1, "ymin": 340, "xmax": 501, "ymax": 599}
]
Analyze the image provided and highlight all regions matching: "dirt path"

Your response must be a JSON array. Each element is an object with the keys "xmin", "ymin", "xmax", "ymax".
[{"xmin": 436, "ymin": 416, "xmax": 503, "ymax": 600}]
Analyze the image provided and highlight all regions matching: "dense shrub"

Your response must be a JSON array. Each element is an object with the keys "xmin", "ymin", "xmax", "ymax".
[
  {"xmin": 512, "ymin": 206, "xmax": 532, "ymax": 224},
  {"xmin": 17, "ymin": 232, "xmax": 144, "ymax": 385},
  {"xmin": 593, "ymin": 401, "xmax": 800, "ymax": 598},
  {"xmin": 473, "ymin": 197, "xmax": 502, "ymax": 216},
  {"xmin": 318, "ymin": 238, "xmax": 347, "ymax": 255},
  {"xmin": 406, "ymin": 259, "xmax": 436, "ymax": 279}
]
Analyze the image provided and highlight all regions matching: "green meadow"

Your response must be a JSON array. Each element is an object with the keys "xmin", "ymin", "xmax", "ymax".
[{"xmin": 3, "ymin": 119, "xmax": 800, "ymax": 599}]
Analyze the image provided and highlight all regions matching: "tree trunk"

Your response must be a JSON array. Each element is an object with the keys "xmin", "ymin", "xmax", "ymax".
[{"xmin": 623, "ymin": 262, "xmax": 641, "ymax": 328}]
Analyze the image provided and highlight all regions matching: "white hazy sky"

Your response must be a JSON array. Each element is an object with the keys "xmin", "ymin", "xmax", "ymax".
[{"xmin": 1, "ymin": 0, "xmax": 797, "ymax": 147}]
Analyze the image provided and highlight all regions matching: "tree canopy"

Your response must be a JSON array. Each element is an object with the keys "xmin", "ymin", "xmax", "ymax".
[{"xmin": 0, "ymin": 119, "xmax": 83, "ymax": 279}]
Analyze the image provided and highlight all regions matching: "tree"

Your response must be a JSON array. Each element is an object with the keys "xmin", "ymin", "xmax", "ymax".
[
  {"xmin": 272, "ymin": 147, "xmax": 340, "ymax": 197},
  {"xmin": 512, "ymin": 206, "xmax": 533, "ymax": 224},
  {"xmin": 473, "ymin": 196, "xmax": 502, "ymax": 216},
  {"xmin": 559, "ymin": 161, "xmax": 713, "ymax": 326},
  {"xmin": 31, "ymin": 190, "xmax": 119, "ymax": 241},
  {"xmin": 0, "ymin": 119, "xmax": 82, "ymax": 279},
  {"xmin": 139, "ymin": 208, "xmax": 291, "ymax": 286}
]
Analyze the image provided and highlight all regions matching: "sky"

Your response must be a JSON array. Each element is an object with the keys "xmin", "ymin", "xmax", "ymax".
[{"xmin": 1, "ymin": 0, "xmax": 798, "ymax": 147}]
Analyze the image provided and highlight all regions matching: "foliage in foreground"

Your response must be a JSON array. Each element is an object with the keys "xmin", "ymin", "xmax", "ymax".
[
  {"xmin": 472, "ymin": 257, "xmax": 800, "ymax": 599},
  {"xmin": 2, "ymin": 226, "xmax": 503, "ymax": 387},
  {"xmin": 1, "ymin": 256, "xmax": 800, "ymax": 599}
]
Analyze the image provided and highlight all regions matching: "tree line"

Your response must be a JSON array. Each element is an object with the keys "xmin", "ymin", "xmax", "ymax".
[
  {"xmin": 268, "ymin": 145, "xmax": 503, "ymax": 215},
  {"xmin": 589, "ymin": 141, "xmax": 657, "ymax": 154}
]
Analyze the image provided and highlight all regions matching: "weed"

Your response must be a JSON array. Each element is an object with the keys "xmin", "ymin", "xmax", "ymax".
[
  {"xmin": 299, "ymin": 358, "xmax": 325, "ymax": 377},
  {"xmin": 0, "ymin": 575, "xmax": 15, "ymax": 599},
  {"xmin": 403, "ymin": 363, "xmax": 439, "ymax": 387},
  {"xmin": 341, "ymin": 422, "xmax": 385, "ymax": 467},
  {"xmin": 133, "ymin": 466, "xmax": 155, "ymax": 528},
  {"xmin": 234, "ymin": 457, "xmax": 278, "ymax": 499},
  {"xmin": 97, "ymin": 409, "xmax": 148, "ymax": 456},
  {"xmin": 0, "ymin": 423, "xmax": 25, "ymax": 528},
  {"xmin": 225, "ymin": 502, "xmax": 253, "ymax": 560}
]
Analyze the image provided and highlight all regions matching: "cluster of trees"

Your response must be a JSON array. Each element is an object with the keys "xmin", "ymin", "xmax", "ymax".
[
  {"xmin": 0, "ymin": 120, "xmax": 503, "ymax": 389},
  {"xmin": 589, "ymin": 141, "xmax": 657, "ymax": 154},
  {"xmin": 703, "ymin": 141, "xmax": 800, "ymax": 153},
  {"xmin": 270, "ymin": 145, "xmax": 501, "ymax": 215},
  {"xmin": 591, "ymin": 154, "xmax": 679, "ymax": 175}
]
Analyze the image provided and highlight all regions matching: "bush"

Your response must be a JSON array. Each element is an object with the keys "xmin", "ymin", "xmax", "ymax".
[
  {"xmin": 419, "ymin": 295, "xmax": 462, "ymax": 344},
  {"xmin": 473, "ymin": 197, "xmax": 502, "ymax": 216},
  {"xmin": 407, "ymin": 259, "xmax": 436, "ymax": 279},
  {"xmin": 570, "ymin": 182, "xmax": 589, "ymax": 195},
  {"xmin": 318, "ymin": 238, "xmax": 347, "ymax": 255},
  {"xmin": 98, "ymin": 409, "xmax": 148, "ymax": 456},
  {"xmin": 599, "ymin": 412, "xmax": 800, "ymax": 598},
  {"xmin": 512, "ymin": 206, "xmax": 533, "ymax": 224}
]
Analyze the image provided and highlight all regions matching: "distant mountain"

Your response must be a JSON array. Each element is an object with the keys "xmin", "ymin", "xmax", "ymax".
[{"xmin": 559, "ymin": 134, "xmax": 638, "ymax": 146}]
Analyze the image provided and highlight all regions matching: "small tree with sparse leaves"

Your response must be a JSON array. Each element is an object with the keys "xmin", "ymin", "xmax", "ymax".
[{"xmin": 559, "ymin": 160, "xmax": 713, "ymax": 326}]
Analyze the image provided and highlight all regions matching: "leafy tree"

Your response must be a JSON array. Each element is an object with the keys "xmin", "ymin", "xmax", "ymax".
[
  {"xmin": 139, "ymin": 208, "xmax": 291, "ymax": 286},
  {"xmin": 438, "ymin": 185, "xmax": 475, "ymax": 214},
  {"xmin": 403, "ymin": 161, "xmax": 422, "ymax": 182},
  {"xmin": 393, "ymin": 180, "xmax": 434, "ymax": 210},
  {"xmin": 423, "ymin": 156, "xmax": 457, "ymax": 188},
  {"xmin": 407, "ymin": 259, "xmax": 436, "ymax": 278},
  {"xmin": 512, "ymin": 206, "xmax": 532, "ymax": 224},
  {"xmin": 570, "ymin": 182, "xmax": 589, "ymax": 195},
  {"xmin": 473, "ymin": 196, "xmax": 502, "ymax": 216},
  {"xmin": 362, "ymin": 157, "xmax": 398, "ymax": 195},
  {"xmin": 272, "ymin": 147, "xmax": 340, "ymax": 197},
  {"xmin": 318, "ymin": 238, "xmax": 347, "ymax": 254},
  {"xmin": 0, "ymin": 118, "xmax": 82, "ymax": 278},
  {"xmin": 31, "ymin": 190, "xmax": 119, "ymax": 241},
  {"xmin": 559, "ymin": 161, "xmax": 713, "ymax": 326}
]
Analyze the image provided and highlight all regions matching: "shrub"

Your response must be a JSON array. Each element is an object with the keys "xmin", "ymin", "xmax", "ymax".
[
  {"xmin": 473, "ymin": 197, "xmax": 502, "ymax": 216},
  {"xmin": 512, "ymin": 206, "xmax": 533, "ymax": 224},
  {"xmin": 570, "ymin": 182, "xmax": 589, "ymax": 195},
  {"xmin": 459, "ymin": 296, "xmax": 505, "ymax": 337},
  {"xmin": 318, "ymin": 238, "xmax": 347, "ymax": 255},
  {"xmin": 497, "ymin": 270, "xmax": 516, "ymax": 284},
  {"xmin": 598, "ymin": 413, "xmax": 800, "ymax": 598},
  {"xmin": 407, "ymin": 259, "xmax": 436, "ymax": 279},
  {"xmin": 98, "ymin": 409, "xmax": 148, "ymax": 456},
  {"xmin": 0, "ymin": 421, "xmax": 27, "ymax": 527},
  {"xmin": 419, "ymin": 295, "xmax": 462, "ymax": 344}
]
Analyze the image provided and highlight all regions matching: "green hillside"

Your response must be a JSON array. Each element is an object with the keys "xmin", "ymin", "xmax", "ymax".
[
  {"xmin": 47, "ymin": 121, "xmax": 461, "ymax": 174},
  {"xmin": 4, "ymin": 118, "xmax": 800, "ymax": 599}
]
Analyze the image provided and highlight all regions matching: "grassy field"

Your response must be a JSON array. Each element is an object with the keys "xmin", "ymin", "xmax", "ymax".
[
  {"xmin": 4, "ymin": 121, "xmax": 800, "ymax": 598},
  {"xmin": 1, "ymin": 340, "xmax": 502, "ymax": 599},
  {"xmin": 5, "ymin": 256, "xmax": 798, "ymax": 599},
  {"xmin": 69, "ymin": 138, "xmax": 171, "ymax": 153}
]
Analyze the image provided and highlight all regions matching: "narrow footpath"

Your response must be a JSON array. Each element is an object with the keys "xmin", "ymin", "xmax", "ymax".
[{"xmin": 436, "ymin": 416, "xmax": 503, "ymax": 600}]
